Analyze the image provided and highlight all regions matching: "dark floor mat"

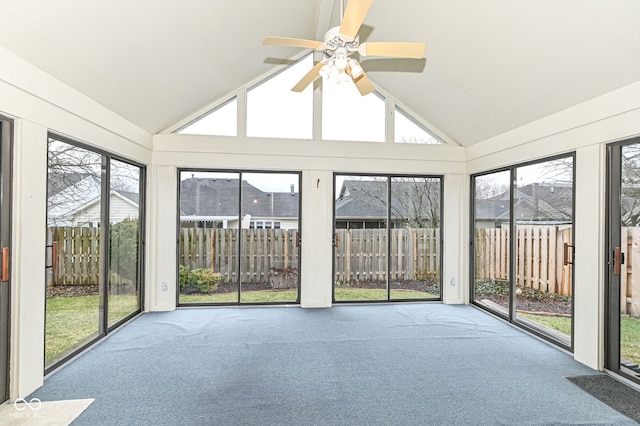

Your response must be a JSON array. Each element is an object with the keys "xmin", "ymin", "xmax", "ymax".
[{"xmin": 567, "ymin": 375, "xmax": 640, "ymax": 424}]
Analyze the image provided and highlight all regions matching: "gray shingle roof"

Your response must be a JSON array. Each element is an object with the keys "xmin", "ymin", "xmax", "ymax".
[
  {"xmin": 180, "ymin": 178, "xmax": 298, "ymax": 218},
  {"xmin": 335, "ymin": 179, "xmax": 440, "ymax": 220}
]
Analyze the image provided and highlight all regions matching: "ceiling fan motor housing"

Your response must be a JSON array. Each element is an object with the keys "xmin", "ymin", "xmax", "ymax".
[{"xmin": 324, "ymin": 26, "xmax": 359, "ymax": 55}]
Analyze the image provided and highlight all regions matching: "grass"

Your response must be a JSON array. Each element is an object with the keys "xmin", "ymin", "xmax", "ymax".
[
  {"xmin": 45, "ymin": 294, "xmax": 138, "ymax": 364},
  {"xmin": 180, "ymin": 288, "xmax": 438, "ymax": 304},
  {"xmin": 520, "ymin": 313, "xmax": 640, "ymax": 366},
  {"xmin": 518, "ymin": 313, "xmax": 572, "ymax": 336},
  {"xmin": 335, "ymin": 288, "xmax": 437, "ymax": 301},
  {"xmin": 180, "ymin": 290, "xmax": 298, "ymax": 304},
  {"xmin": 621, "ymin": 315, "xmax": 640, "ymax": 366}
]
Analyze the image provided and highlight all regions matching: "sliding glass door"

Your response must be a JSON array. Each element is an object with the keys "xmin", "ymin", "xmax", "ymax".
[
  {"xmin": 0, "ymin": 119, "xmax": 11, "ymax": 403},
  {"xmin": 333, "ymin": 174, "xmax": 442, "ymax": 302},
  {"xmin": 178, "ymin": 170, "xmax": 301, "ymax": 305},
  {"xmin": 513, "ymin": 158, "xmax": 573, "ymax": 347},
  {"xmin": 472, "ymin": 155, "xmax": 574, "ymax": 349},
  {"xmin": 472, "ymin": 170, "xmax": 511, "ymax": 316},
  {"xmin": 606, "ymin": 138, "xmax": 640, "ymax": 383},
  {"xmin": 108, "ymin": 159, "xmax": 143, "ymax": 327},
  {"xmin": 45, "ymin": 135, "xmax": 145, "ymax": 370}
]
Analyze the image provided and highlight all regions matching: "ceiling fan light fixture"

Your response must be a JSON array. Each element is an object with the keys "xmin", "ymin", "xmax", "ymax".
[
  {"xmin": 337, "ymin": 69, "xmax": 350, "ymax": 84},
  {"xmin": 263, "ymin": 0, "xmax": 426, "ymax": 96},
  {"xmin": 334, "ymin": 47, "xmax": 349, "ymax": 70},
  {"xmin": 348, "ymin": 59, "xmax": 364, "ymax": 82},
  {"xmin": 319, "ymin": 61, "xmax": 334, "ymax": 79}
]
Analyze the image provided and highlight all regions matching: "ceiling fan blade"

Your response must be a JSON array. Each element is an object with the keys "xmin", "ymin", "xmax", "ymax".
[
  {"xmin": 292, "ymin": 61, "xmax": 325, "ymax": 92},
  {"xmin": 358, "ymin": 42, "xmax": 426, "ymax": 59},
  {"xmin": 339, "ymin": 0, "xmax": 374, "ymax": 41},
  {"xmin": 263, "ymin": 36, "xmax": 324, "ymax": 50},
  {"xmin": 353, "ymin": 70, "xmax": 375, "ymax": 96}
]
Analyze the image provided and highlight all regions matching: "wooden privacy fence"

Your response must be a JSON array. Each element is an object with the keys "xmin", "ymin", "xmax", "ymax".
[
  {"xmin": 334, "ymin": 228, "xmax": 440, "ymax": 283},
  {"xmin": 180, "ymin": 228, "xmax": 299, "ymax": 284},
  {"xmin": 621, "ymin": 227, "xmax": 640, "ymax": 316},
  {"xmin": 47, "ymin": 226, "xmax": 101, "ymax": 285},
  {"xmin": 475, "ymin": 225, "xmax": 573, "ymax": 296}
]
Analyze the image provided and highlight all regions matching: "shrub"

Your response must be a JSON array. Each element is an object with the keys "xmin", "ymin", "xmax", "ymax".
[
  {"xmin": 110, "ymin": 219, "xmax": 139, "ymax": 284},
  {"xmin": 179, "ymin": 265, "xmax": 189, "ymax": 289},
  {"xmin": 180, "ymin": 267, "xmax": 221, "ymax": 293}
]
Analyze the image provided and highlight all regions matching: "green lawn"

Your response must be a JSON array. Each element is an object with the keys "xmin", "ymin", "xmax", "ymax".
[
  {"xmin": 520, "ymin": 313, "xmax": 640, "ymax": 366},
  {"xmin": 180, "ymin": 290, "xmax": 298, "ymax": 304},
  {"xmin": 179, "ymin": 288, "xmax": 438, "ymax": 304},
  {"xmin": 518, "ymin": 313, "xmax": 572, "ymax": 336},
  {"xmin": 621, "ymin": 315, "xmax": 640, "ymax": 366},
  {"xmin": 45, "ymin": 294, "xmax": 138, "ymax": 364},
  {"xmin": 335, "ymin": 288, "xmax": 437, "ymax": 301}
]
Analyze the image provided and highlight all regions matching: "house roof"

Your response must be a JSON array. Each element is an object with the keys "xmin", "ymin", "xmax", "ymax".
[
  {"xmin": 180, "ymin": 178, "xmax": 299, "ymax": 219},
  {"xmin": 1, "ymin": 1, "xmax": 638, "ymax": 146},
  {"xmin": 335, "ymin": 179, "xmax": 439, "ymax": 221},
  {"xmin": 476, "ymin": 183, "xmax": 572, "ymax": 223}
]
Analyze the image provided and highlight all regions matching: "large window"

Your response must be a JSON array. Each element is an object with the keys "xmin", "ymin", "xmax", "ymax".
[
  {"xmin": 0, "ymin": 118, "xmax": 12, "ymax": 403},
  {"xmin": 334, "ymin": 174, "xmax": 442, "ymax": 302},
  {"xmin": 247, "ymin": 55, "xmax": 313, "ymax": 139},
  {"xmin": 322, "ymin": 83, "xmax": 386, "ymax": 142},
  {"xmin": 606, "ymin": 138, "xmax": 640, "ymax": 385},
  {"xmin": 178, "ymin": 97, "xmax": 238, "ymax": 136},
  {"xmin": 175, "ymin": 54, "xmax": 444, "ymax": 145},
  {"xmin": 45, "ymin": 136, "xmax": 145, "ymax": 370},
  {"xmin": 471, "ymin": 155, "xmax": 574, "ymax": 349},
  {"xmin": 178, "ymin": 170, "xmax": 301, "ymax": 305}
]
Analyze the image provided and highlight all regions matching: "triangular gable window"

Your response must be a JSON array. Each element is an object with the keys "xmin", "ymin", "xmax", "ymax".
[
  {"xmin": 322, "ymin": 80, "xmax": 385, "ymax": 142},
  {"xmin": 394, "ymin": 107, "xmax": 443, "ymax": 144},
  {"xmin": 247, "ymin": 54, "xmax": 313, "ymax": 139},
  {"xmin": 178, "ymin": 97, "xmax": 237, "ymax": 136},
  {"xmin": 175, "ymin": 55, "xmax": 445, "ymax": 145}
]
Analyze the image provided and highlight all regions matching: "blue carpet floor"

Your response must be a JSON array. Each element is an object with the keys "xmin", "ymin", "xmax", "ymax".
[{"xmin": 30, "ymin": 304, "xmax": 637, "ymax": 425}]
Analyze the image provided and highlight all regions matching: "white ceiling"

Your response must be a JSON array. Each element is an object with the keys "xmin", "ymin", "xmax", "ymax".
[{"xmin": 0, "ymin": 0, "xmax": 638, "ymax": 147}]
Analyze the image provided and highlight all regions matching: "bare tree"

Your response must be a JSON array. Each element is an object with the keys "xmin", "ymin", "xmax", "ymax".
[{"xmin": 341, "ymin": 177, "xmax": 440, "ymax": 228}]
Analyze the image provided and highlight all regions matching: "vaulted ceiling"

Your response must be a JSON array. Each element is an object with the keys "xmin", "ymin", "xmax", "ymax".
[{"xmin": 0, "ymin": 0, "xmax": 638, "ymax": 147}]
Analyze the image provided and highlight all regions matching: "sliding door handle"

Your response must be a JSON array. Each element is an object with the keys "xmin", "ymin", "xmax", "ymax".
[
  {"xmin": 563, "ymin": 243, "xmax": 574, "ymax": 266},
  {"xmin": 1, "ymin": 247, "xmax": 8, "ymax": 282},
  {"xmin": 613, "ymin": 247, "xmax": 624, "ymax": 275}
]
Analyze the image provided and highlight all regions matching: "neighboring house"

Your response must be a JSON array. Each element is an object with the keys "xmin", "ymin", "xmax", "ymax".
[
  {"xmin": 334, "ymin": 179, "xmax": 440, "ymax": 229},
  {"xmin": 179, "ymin": 177, "xmax": 299, "ymax": 229},
  {"xmin": 47, "ymin": 173, "xmax": 140, "ymax": 226},
  {"xmin": 475, "ymin": 182, "xmax": 573, "ymax": 229}
]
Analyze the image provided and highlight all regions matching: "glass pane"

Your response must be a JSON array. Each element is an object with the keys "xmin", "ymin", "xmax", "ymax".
[
  {"xmin": 473, "ymin": 171, "xmax": 511, "ymax": 315},
  {"xmin": 240, "ymin": 173, "xmax": 300, "ymax": 303},
  {"xmin": 322, "ymin": 83, "xmax": 385, "ymax": 142},
  {"xmin": 514, "ymin": 158, "xmax": 573, "ymax": 346},
  {"xmin": 108, "ymin": 160, "xmax": 141, "ymax": 327},
  {"xmin": 247, "ymin": 55, "xmax": 313, "ymax": 139},
  {"xmin": 394, "ymin": 108, "xmax": 443, "ymax": 144},
  {"xmin": 178, "ymin": 171, "xmax": 240, "ymax": 304},
  {"xmin": 620, "ymin": 145, "xmax": 640, "ymax": 371},
  {"xmin": 334, "ymin": 176, "xmax": 388, "ymax": 301},
  {"xmin": 178, "ymin": 98, "xmax": 237, "ymax": 136},
  {"xmin": 389, "ymin": 177, "xmax": 441, "ymax": 299},
  {"xmin": 45, "ymin": 139, "xmax": 102, "ymax": 366}
]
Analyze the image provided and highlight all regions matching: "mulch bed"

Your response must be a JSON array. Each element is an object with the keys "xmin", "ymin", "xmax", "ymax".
[{"xmin": 484, "ymin": 295, "xmax": 572, "ymax": 315}]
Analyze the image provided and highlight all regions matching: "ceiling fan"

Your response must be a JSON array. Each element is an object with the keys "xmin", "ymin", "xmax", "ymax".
[{"xmin": 263, "ymin": 0, "xmax": 425, "ymax": 96}]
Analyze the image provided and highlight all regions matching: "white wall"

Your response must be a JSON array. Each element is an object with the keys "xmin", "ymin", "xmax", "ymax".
[
  {"xmin": 0, "ymin": 46, "xmax": 151, "ymax": 400},
  {"xmin": 151, "ymin": 135, "xmax": 467, "ymax": 309},
  {"xmin": 467, "ymin": 81, "xmax": 640, "ymax": 371},
  {"xmin": 10, "ymin": 120, "xmax": 47, "ymax": 399}
]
